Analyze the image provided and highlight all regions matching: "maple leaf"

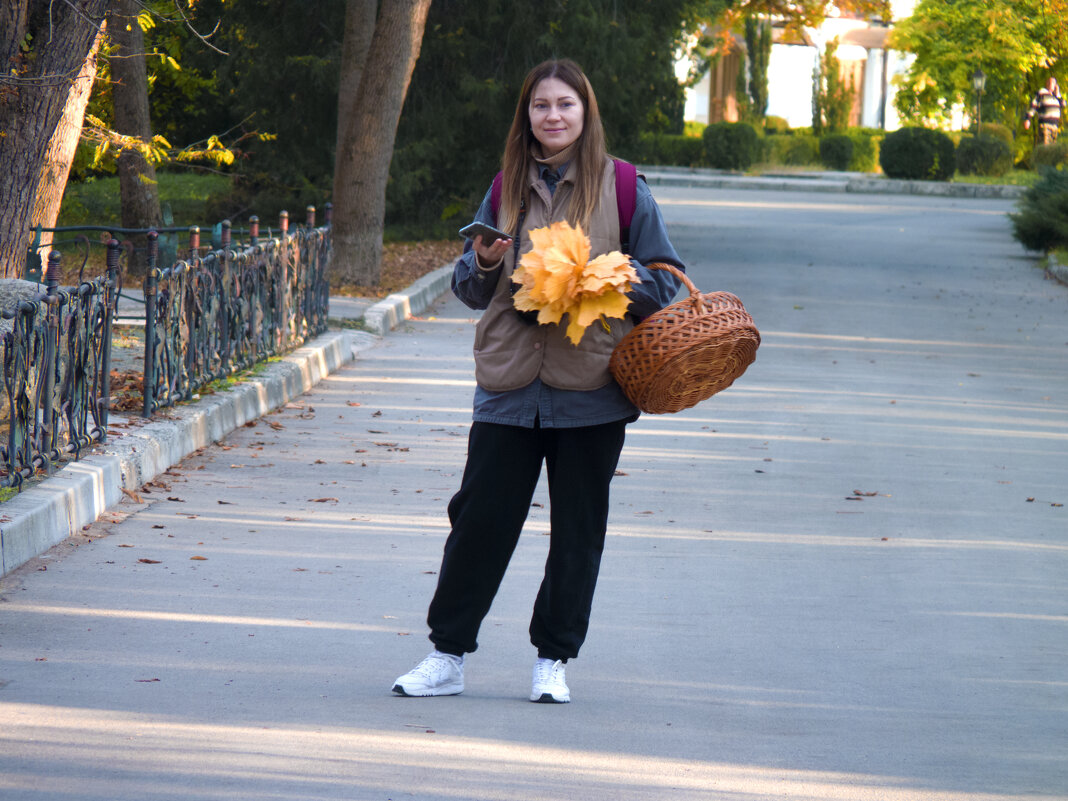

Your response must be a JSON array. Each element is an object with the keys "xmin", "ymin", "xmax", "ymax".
[{"xmin": 512, "ymin": 221, "xmax": 640, "ymax": 345}]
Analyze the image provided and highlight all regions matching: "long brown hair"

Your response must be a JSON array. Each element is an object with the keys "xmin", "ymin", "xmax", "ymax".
[{"xmin": 498, "ymin": 59, "xmax": 607, "ymax": 234}]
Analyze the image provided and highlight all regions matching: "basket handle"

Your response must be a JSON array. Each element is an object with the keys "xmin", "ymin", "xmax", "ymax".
[{"xmin": 646, "ymin": 261, "xmax": 704, "ymax": 310}]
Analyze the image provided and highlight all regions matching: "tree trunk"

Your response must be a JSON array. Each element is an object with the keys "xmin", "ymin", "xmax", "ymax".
[
  {"xmin": 0, "ymin": 1, "xmax": 108, "ymax": 279},
  {"xmin": 331, "ymin": 0, "xmax": 432, "ymax": 286},
  {"xmin": 108, "ymin": 0, "xmax": 162, "ymax": 274},
  {"xmin": 32, "ymin": 25, "xmax": 104, "ymax": 255}
]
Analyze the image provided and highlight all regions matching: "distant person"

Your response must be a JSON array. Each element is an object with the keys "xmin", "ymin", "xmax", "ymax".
[
  {"xmin": 1024, "ymin": 77, "xmax": 1066, "ymax": 145},
  {"xmin": 391, "ymin": 58, "xmax": 684, "ymax": 704}
]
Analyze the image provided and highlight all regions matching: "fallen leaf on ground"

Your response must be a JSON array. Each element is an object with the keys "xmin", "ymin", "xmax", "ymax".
[
  {"xmin": 138, "ymin": 558, "xmax": 162, "ymax": 564},
  {"xmin": 190, "ymin": 556, "xmax": 208, "ymax": 561},
  {"xmin": 120, "ymin": 487, "xmax": 144, "ymax": 503},
  {"xmin": 309, "ymin": 497, "xmax": 339, "ymax": 503}
]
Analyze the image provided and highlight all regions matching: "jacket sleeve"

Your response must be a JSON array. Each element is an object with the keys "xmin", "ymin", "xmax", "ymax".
[
  {"xmin": 451, "ymin": 188, "xmax": 503, "ymax": 310},
  {"xmin": 626, "ymin": 178, "xmax": 686, "ymax": 320}
]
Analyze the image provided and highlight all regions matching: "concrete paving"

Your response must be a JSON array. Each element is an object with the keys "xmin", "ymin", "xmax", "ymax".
[{"xmin": 0, "ymin": 180, "xmax": 1066, "ymax": 800}]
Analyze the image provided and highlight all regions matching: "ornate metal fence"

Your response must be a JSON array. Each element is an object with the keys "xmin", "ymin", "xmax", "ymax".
[
  {"xmin": 1, "ymin": 246, "xmax": 119, "ymax": 489},
  {"xmin": 141, "ymin": 207, "xmax": 331, "ymax": 414},
  {"xmin": 2, "ymin": 205, "xmax": 331, "ymax": 492}
]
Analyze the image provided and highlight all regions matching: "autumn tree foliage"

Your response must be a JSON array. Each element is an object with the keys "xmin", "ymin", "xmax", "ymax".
[{"xmin": 890, "ymin": 0, "xmax": 1068, "ymax": 129}]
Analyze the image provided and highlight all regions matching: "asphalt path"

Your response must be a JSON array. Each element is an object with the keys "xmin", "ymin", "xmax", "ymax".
[{"xmin": 0, "ymin": 187, "xmax": 1065, "ymax": 800}]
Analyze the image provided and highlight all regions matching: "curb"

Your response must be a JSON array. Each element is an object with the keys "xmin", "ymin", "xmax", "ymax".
[
  {"xmin": 362, "ymin": 263, "xmax": 454, "ymax": 335},
  {"xmin": 1, "ymin": 330, "xmax": 378, "ymax": 576},
  {"xmin": 641, "ymin": 166, "xmax": 1027, "ymax": 199},
  {"xmin": 1050, "ymin": 253, "xmax": 1068, "ymax": 286}
]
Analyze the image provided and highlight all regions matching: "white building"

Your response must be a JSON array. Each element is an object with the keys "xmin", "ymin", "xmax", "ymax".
[{"xmin": 684, "ymin": 0, "xmax": 917, "ymax": 130}]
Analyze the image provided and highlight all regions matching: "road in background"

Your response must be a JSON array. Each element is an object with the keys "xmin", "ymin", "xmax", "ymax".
[{"xmin": 0, "ymin": 187, "xmax": 1064, "ymax": 801}]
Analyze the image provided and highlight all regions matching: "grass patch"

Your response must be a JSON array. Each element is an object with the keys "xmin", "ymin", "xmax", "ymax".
[
  {"xmin": 330, "ymin": 317, "xmax": 374, "ymax": 333},
  {"xmin": 952, "ymin": 170, "xmax": 1039, "ymax": 187},
  {"xmin": 57, "ymin": 171, "xmax": 232, "ymax": 228}
]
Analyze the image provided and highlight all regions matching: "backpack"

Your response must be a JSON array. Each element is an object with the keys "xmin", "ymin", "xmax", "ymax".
[{"xmin": 489, "ymin": 158, "xmax": 639, "ymax": 254}]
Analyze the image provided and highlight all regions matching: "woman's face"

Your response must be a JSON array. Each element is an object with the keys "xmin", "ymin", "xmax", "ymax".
[{"xmin": 528, "ymin": 76, "xmax": 584, "ymax": 156}]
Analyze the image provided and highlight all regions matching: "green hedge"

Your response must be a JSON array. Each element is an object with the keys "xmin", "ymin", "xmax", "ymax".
[
  {"xmin": 1009, "ymin": 168, "xmax": 1068, "ymax": 252},
  {"xmin": 819, "ymin": 134, "xmax": 853, "ymax": 170},
  {"xmin": 956, "ymin": 135, "xmax": 1013, "ymax": 177},
  {"xmin": 1031, "ymin": 142, "xmax": 1068, "ymax": 170},
  {"xmin": 635, "ymin": 133, "xmax": 706, "ymax": 167},
  {"xmin": 703, "ymin": 122, "xmax": 760, "ymax": 170},
  {"xmin": 633, "ymin": 124, "xmax": 887, "ymax": 173},
  {"xmin": 847, "ymin": 131, "xmax": 880, "ymax": 172},
  {"xmin": 764, "ymin": 133, "xmax": 820, "ymax": 166},
  {"xmin": 879, "ymin": 127, "xmax": 956, "ymax": 181}
]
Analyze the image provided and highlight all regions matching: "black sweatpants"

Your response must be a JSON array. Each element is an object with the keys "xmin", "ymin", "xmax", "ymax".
[{"xmin": 427, "ymin": 419, "xmax": 627, "ymax": 662}]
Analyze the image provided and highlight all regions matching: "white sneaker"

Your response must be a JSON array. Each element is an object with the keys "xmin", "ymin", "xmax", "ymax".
[
  {"xmin": 531, "ymin": 658, "xmax": 570, "ymax": 703},
  {"xmin": 392, "ymin": 651, "xmax": 464, "ymax": 696}
]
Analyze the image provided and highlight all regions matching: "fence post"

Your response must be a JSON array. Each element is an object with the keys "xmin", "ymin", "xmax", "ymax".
[
  {"xmin": 98, "ymin": 239, "xmax": 121, "ymax": 440},
  {"xmin": 249, "ymin": 215, "xmax": 259, "ymax": 247},
  {"xmin": 324, "ymin": 202, "xmax": 332, "ymax": 226},
  {"xmin": 141, "ymin": 232, "xmax": 159, "ymax": 418},
  {"xmin": 39, "ymin": 251, "xmax": 62, "ymax": 473},
  {"xmin": 306, "ymin": 205, "xmax": 316, "ymax": 229}
]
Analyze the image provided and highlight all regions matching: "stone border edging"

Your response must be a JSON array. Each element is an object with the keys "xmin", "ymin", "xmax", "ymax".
[
  {"xmin": 362, "ymin": 263, "xmax": 454, "ymax": 335},
  {"xmin": 1049, "ymin": 253, "xmax": 1068, "ymax": 286},
  {"xmin": 0, "ymin": 329, "xmax": 378, "ymax": 576}
]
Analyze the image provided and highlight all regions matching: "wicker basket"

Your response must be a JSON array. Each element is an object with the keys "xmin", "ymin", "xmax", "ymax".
[{"xmin": 610, "ymin": 263, "xmax": 760, "ymax": 414}]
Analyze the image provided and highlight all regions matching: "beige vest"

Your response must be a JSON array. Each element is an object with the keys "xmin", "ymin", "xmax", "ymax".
[{"xmin": 473, "ymin": 156, "xmax": 635, "ymax": 392}]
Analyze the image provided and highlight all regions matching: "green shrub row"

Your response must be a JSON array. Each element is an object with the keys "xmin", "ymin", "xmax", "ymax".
[
  {"xmin": 633, "ymin": 125, "xmax": 883, "ymax": 172},
  {"xmin": 879, "ymin": 127, "xmax": 1021, "ymax": 181},
  {"xmin": 636, "ymin": 122, "xmax": 1044, "ymax": 180}
]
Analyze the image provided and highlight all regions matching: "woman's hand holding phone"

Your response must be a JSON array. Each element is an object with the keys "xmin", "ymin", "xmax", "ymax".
[{"xmin": 460, "ymin": 222, "xmax": 512, "ymax": 268}]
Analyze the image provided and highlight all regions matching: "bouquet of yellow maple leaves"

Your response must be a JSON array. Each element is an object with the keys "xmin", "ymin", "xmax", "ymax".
[{"xmin": 511, "ymin": 221, "xmax": 640, "ymax": 345}]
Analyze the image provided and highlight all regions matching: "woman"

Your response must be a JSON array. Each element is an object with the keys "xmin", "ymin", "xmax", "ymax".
[{"xmin": 392, "ymin": 59, "xmax": 685, "ymax": 703}]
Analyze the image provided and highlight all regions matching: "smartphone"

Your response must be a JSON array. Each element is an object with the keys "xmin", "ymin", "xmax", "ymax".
[{"xmin": 459, "ymin": 221, "xmax": 512, "ymax": 244}]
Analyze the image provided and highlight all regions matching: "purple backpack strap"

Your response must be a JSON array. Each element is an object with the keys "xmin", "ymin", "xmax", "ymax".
[
  {"xmin": 613, "ymin": 158, "xmax": 638, "ymax": 253},
  {"xmin": 490, "ymin": 171, "xmax": 504, "ymax": 225}
]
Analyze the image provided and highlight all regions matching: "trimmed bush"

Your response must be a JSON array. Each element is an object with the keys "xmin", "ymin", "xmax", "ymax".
[
  {"xmin": 703, "ymin": 121, "xmax": 760, "ymax": 170},
  {"xmin": 1031, "ymin": 142, "xmax": 1068, "ymax": 170},
  {"xmin": 765, "ymin": 133, "xmax": 819, "ymax": 166},
  {"xmin": 1009, "ymin": 168, "xmax": 1068, "ymax": 251},
  {"xmin": 847, "ymin": 132, "xmax": 880, "ymax": 172},
  {"xmin": 819, "ymin": 134, "xmax": 854, "ymax": 171},
  {"xmin": 956, "ymin": 135, "xmax": 1013, "ymax": 177},
  {"xmin": 879, "ymin": 127, "xmax": 956, "ymax": 181},
  {"xmin": 978, "ymin": 122, "xmax": 1013, "ymax": 145},
  {"xmin": 764, "ymin": 115, "xmax": 790, "ymax": 134},
  {"xmin": 636, "ymin": 133, "xmax": 706, "ymax": 167}
]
